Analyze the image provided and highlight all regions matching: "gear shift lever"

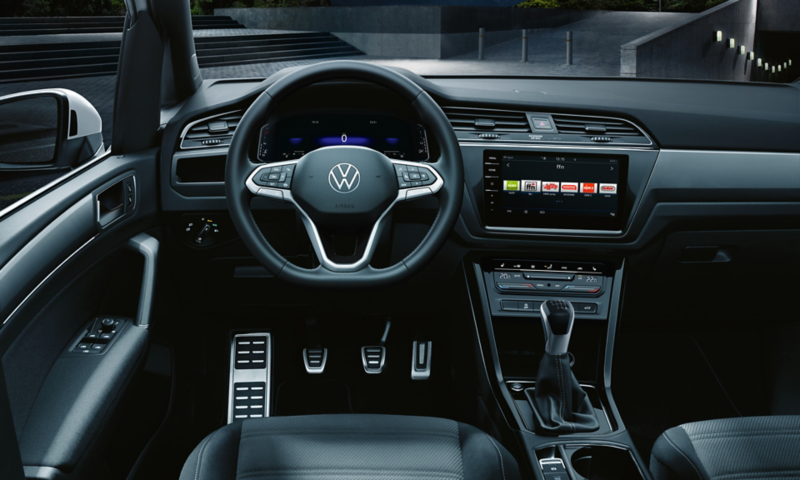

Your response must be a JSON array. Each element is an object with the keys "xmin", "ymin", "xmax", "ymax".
[
  {"xmin": 540, "ymin": 300, "xmax": 575, "ymax": 355},
  {"xmin": 527, "ymin": 299, "xmax": 599, "ymax": 435}
]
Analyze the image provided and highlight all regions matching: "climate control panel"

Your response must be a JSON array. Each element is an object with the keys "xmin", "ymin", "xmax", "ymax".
[{"xmin": 481, "ymin": 259, "xmax": 614, "ymax": 320}]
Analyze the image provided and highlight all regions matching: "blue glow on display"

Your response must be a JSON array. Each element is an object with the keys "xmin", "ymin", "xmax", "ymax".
[
  {"xmin": 317, "ymin": 136, "xmax": 372, "ymax": 146},
  {"xmin": 289, "ymin": 138, "xmax": 303, "ymax": 145},
  {"xmin": 386, "ymin": 137, "xmax": 399, "ymax": 145}
]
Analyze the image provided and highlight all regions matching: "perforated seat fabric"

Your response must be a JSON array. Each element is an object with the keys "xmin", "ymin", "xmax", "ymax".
[
  {"xmin": 650, "ymin": 416, "xmax": 800, "ymax": 480},
  {"xmin": 180, "ymin": 414, "xmax": 521, "ymax": 480}
]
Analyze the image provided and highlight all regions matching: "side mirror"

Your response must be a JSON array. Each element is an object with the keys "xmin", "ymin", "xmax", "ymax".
[{"xmin": 0, "ymin": 89, "xmax": 103, "ymax": 171}]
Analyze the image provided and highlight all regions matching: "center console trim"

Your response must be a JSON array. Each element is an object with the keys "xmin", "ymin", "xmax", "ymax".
[{"xmin": 536, "ymin": 441, "xmax": 651, "ymax": 480}]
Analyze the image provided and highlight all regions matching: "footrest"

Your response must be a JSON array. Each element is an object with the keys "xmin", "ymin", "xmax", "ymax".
[
  {"xmin": 232, "ymin": 382, "xmax": 267, "ymax": 420},
  {"xmin": 303, "ymin": 348, "xmax": 327, "ymax": 374},
  {"xmin": 228, "ymin": 332, "xmax": 271, "ymax": 423},
  {"xmin": 361, "ymin": 346, "xmax": 385, "ymax": 374}
]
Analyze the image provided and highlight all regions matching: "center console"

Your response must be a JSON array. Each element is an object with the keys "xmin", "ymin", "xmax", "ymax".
[{"xmin": 472, "ymin": 255, "xmax": 650, "ymax": 480}]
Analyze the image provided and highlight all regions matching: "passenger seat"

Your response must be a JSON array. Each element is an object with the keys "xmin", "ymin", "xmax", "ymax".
[{"xmin": 650, "ymin": 416, "xmax": 800, "ymax": 480}]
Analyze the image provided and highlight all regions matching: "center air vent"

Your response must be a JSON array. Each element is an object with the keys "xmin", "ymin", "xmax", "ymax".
[
  {"xmin": 180, "ymin": 111, "xmax": 243, "ymax": 150},
  {"xmin": 443, "ymin": 106, "xmax": 531, "ymax": 133},
  {"xmin": 551, "ymin": 114, "xmax": 644, "ymax": 137}
]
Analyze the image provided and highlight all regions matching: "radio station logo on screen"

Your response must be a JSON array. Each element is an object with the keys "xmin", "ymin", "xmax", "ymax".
[
  {"xmin": 599, "ymin": 183, "xmax": 618, "ymax": 194},
  {"xmin": 581, "ymin": 183, "xmax": 598, "ymax": 194},
  {"xmin": 521, "ymin": 180, "xmax": 541, "ymax": 192},
  {"xmin": 542, "ymin": 181, "xmax": 560, "ymax": 192},
  {"xmin": 560, "ymin": 182, "xmax": 579, "ymax": 193},
  {"xmin": 503, "ymin": 180, "xmax": 520, "ymax": 191}
]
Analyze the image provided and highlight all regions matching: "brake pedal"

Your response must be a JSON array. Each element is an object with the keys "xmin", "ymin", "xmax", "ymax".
[
  {"xmin": 411, "ymin": 341, "xmax": 432, "ymax": 380},
  {"xmin": 362, "ymin": 318, "xmax": 391, "ymax": 374},
  {"xmin": 362, "ymin": 346, "xmax": 386, "ymax": 374},
  {"xmin": 304, "ymin": 348, "xmax": 327, "ymax": 374}
]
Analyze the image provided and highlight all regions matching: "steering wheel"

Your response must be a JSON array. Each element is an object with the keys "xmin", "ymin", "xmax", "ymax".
[{"xmin": 226, "ymin": 61, "xmax": 463, "ymax": 288}]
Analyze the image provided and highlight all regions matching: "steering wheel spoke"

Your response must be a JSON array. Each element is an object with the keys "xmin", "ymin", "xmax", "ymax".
[
  {"xmin": 299, "ymin": 209, "xmax": 390, "ymax": 273},
  {"xmin": 245, "ymin": 159, "xmax": 299, "ymax": 201},
  {"xmin": 390, "ymin": 159, "xmax": 444, "ymax": 202}
]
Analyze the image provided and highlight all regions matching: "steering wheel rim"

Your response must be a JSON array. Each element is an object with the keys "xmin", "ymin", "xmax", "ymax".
[{"xmin": 226, "ymin": 60, "xmax": 463, "ymax": 289}]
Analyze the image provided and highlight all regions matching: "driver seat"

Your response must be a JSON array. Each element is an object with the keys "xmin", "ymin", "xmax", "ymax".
[{"xmin": 179, "ymin": 414, "xmax": 521, "ymax": 480}]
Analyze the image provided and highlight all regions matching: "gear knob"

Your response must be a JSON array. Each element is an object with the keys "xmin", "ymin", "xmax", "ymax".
[{"xmin": 540, "ymin": 300, "xmax": 575, "ymax": 355}]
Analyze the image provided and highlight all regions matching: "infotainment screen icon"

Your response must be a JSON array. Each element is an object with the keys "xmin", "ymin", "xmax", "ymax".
[
  {"xmin": 521, "ymin": 180, "xmax": 540, "ymax": 192},
  {"xmin": 483, "ymin": 151, "xmax": 628, "ymax": 231}
]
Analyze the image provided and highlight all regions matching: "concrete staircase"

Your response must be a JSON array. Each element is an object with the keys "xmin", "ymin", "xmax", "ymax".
[
  {"xmin": 0, "ymin": 16, "xmax": 244, "ymax": 36},
  {"xmin": 191, "ymin": 15, "xmax": 246, "ymax": 30},
  {"xmin": 194, "ymin": 33, "xmax": 363, "ymax": 68},
  {"xmin": 0, "ymin": 32, "xmax": 363, "ymax": 82}
]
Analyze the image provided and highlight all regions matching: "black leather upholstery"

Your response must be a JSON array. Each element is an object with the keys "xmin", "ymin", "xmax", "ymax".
[
  {"xmin": 650, "ymin": 416, "xmax": 800, "ymax": 480},
  {"xmin": 180, "ymin": 414, "xmax": 521, "ymax": 480}
]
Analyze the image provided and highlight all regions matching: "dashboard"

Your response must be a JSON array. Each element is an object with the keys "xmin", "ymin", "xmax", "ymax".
[
  {"xmin": 152, "ymin": 63, "xmax": 800, "ymax": 360},
  {"xmin": 162, "ymin": 71, "xmax": 800, "ymax": 251}
]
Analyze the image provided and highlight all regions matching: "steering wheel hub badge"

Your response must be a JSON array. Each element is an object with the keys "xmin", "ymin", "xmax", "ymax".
[{"xmin": 328, "ymin": 163, "xmax": 360, "ymax": 193}]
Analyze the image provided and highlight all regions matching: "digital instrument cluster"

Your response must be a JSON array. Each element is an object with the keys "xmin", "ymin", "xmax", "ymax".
[{"xmin": 257, "ymin": 115, "xmax": 429, "ymax": 162}]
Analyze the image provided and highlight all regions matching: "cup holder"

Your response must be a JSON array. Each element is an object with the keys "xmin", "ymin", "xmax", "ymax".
[{"xmin": 569, "ymin": 446, "xmax": 644, "ymax": 480}]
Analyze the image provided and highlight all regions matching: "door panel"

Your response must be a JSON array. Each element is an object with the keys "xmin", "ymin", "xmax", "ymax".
[
  {"xmin": 0, "ymin": 148, "xmax": 160, "ymax": 480},
  {"xmin": 0, "ymin": 149, "xmax": 158, "ymax": 325}
]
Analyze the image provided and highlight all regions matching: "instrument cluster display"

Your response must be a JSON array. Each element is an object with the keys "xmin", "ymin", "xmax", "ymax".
[{"xmin": 257, "ymin": 115, "xmax": 429, "ymax": 162}]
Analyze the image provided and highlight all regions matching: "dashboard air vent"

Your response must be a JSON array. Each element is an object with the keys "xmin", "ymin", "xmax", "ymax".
[
  {"xmin": 443, "ymin": 106, "xmax": 531, "ymax": 133},
  {"xmin": 551, "ymin": 114, "xmax": 644, "ymax": 137},
  {"xmin": 180, "ymin": 111, "xmax": 243, "ymax": 150}
]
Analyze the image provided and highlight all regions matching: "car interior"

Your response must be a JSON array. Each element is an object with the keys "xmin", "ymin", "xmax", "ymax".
[{"xmin": 1, "ymin": 1, "xmax": 799, "ymax": 480}]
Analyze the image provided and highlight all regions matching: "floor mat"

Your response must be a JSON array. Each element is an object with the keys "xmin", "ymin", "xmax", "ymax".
[
  {"xmin": 275, "ymin": 379, "xmax": 354, "ymax": 416},
  {"xmin": 612, "ymin": 333, "xmax": 741, "ymax": 461}
]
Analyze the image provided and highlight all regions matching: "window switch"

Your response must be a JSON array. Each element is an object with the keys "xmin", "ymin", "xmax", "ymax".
[
  {"xmin": 91, "ymin": 344, "xmax": 105, "ymax": 352},
  {"xmin": 76, "ymin": 343, "xmax": 91, "ymax": 351}
]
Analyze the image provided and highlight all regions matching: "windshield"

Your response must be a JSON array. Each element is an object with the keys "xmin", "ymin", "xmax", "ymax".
[
  {"xmin": 0, "ymin": 0, "xmax": 796, "ymax": 150},
  {"xmin": 192, "ymin": 0, "xmax": 796, "ymax": 84}
]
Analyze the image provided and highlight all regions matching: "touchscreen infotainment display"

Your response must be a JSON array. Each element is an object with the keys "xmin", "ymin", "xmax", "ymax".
[{"xmin": 483, "ymin": 150, "xmax": 628, "ymax": 231}]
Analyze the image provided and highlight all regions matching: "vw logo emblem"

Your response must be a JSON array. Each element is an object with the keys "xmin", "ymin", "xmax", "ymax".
[{"xmin": 328, "ymin": 163, "xmax": 360, "ymax": 193}]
